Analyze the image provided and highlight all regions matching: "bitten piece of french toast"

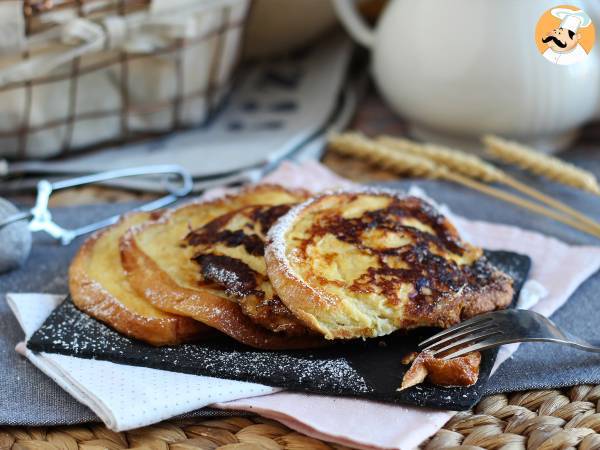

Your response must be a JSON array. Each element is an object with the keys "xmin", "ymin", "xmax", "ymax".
[{"xmin": 399, "ymin": 351, "xmax": 482, "ymax": 390}]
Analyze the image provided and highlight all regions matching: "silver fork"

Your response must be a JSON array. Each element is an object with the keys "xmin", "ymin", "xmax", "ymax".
[{"xmin": 418, "ymin": 309, "xmax": 600, "ymax": 360}]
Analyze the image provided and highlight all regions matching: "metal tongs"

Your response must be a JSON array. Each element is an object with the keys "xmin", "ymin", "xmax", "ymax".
[{"xmin": 0, "ymin": 165, "xmax": 192, "ymax": 245}]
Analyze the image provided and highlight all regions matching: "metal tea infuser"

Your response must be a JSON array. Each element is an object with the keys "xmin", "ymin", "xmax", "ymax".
[{"xmin": 0, "ymin": 165, "xmax": 193, "ymax": 274}]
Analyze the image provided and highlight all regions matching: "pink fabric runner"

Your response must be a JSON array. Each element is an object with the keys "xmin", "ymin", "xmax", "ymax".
[{"xmin": 209, "ymin": 161, "xmax": 600, "ymax": 450}]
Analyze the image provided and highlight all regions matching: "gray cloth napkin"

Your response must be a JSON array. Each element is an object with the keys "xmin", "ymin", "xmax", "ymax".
[{"xmin": 1, "ymin": 145, "xmax": 599, "ymax": 426}]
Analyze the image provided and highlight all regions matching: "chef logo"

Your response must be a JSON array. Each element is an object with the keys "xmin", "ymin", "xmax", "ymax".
[{"xmin": 535, "ymin": 5, "xmax": 595, "ymax": 65}]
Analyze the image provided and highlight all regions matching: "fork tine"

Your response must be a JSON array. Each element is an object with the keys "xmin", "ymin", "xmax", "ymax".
[
  {"xmin": 421, "ymin": 323, "xmax": 499, "ymax": 353},
  {"xmin": 418, "ymin": 314, "xmax": 494, "ymax": 348},
  {"xmin": 428, "ymin": 328, "xmax": 502, "ymax": 357},
  {"xmin": 440, "ymin": 339, "xmax": 503, "ymax": 360}
]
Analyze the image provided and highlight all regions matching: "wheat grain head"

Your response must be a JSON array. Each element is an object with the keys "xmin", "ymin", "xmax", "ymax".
[{"xmin": 483, "ymin": 135, "xmax": 600, "ymax": 195}]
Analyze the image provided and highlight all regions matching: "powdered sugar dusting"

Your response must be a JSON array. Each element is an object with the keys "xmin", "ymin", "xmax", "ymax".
[{"xmin": 29, "ymin": 300, "xmax": 372, "ymax": 395}]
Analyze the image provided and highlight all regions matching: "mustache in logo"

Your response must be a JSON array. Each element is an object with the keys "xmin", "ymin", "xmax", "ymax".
[{"xmin": 542, "ymin": 35, "xmax": 567, "ymax": 48}]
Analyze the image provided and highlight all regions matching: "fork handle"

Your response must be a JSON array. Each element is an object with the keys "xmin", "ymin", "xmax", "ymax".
[
  {"xmin": 562, "ymin": 341, "xmax": 600, "ymax": 353},
  {"xmin": 563, "ymin": 331, "xmax": 600, "ymax": 353},
  {"xmin": 516, "ymin": 337, "xmax": 600, "ymax": 353}
]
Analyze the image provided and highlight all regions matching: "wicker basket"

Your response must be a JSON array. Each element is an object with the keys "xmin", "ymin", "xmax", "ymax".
[{"xmin": 0, "ymin": 0, "xmax": 250, "ymax": 160}]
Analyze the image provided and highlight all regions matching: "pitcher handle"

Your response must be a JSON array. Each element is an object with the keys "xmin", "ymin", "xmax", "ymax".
[{"xmin": 332, "ymin": 0, "xmax": 375, "ymax": 48}]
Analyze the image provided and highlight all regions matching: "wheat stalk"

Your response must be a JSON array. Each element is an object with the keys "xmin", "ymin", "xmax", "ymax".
[
  {"xmin": 483, "ymin": 134, "xmax": 600, "ymax": 195},
  {"xmin": 328, "ymin": 133, "xmax": 600, "ymax": 239},
  {"xmin": 379, "ymin": 135, "xmax": 600, "ymax": 236},
  {"xmin": 378, "ymin": 136, "xmax": 505, "ymax": 183}
]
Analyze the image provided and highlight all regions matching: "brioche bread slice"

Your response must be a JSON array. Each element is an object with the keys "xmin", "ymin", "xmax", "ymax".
[
  {"xmin": 120, "ymin": 185, "xmax": 324, "ymax": 349},
  {"xmin": 265, "ymin": 190, "xmax": 514, "ymax": 340},
  {"xmin": 69, "ymin": 212, "xmax": 209, "ymax": 346}
]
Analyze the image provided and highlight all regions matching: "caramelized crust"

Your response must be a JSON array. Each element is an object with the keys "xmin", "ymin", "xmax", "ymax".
[
  {"xmin": 69, "ymin": 212, "xmax": 209, "ymax": 346},
  {"xmin": 265, "ymin": 190, "xmax": 514, "ymax": 339},
  {"xmin": 184, "ymin": 204, "xmax": 309, "ymax": 336},
  {"xmin": 400, "ymin": 351, "xmax": 481, "ymax": 390},
  {"xmin": 120, "ymin": 185, "xmax": 324, "ymax": 349}
]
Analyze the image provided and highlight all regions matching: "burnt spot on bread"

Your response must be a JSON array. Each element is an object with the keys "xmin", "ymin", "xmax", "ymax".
[
  {"xmin": 184, "ymin": 203, "xmax": 311, "ymax": 336},
  {"xmin": 195, "ymin": 254, "xmax": 265, "ymax": 299},
  {"xmin": 306, "ymin": 197, "xmax": 465, "ymax": 255},
  {"xmin": 185, "ymin": 220, "xmax": 264, "ymax": 257},
  {"xmin": 190, "ymin": 229, "xmax": 265, "ymax": 256},
  {"xmin": 185, "ymin": 204, "xmax": 292, "ymax": 256},
  {"xmin": 185, "ymin": 204, "xmax": 294, "ymax": 294},
  {"xmin": 299, "ymin": 195, "xmax": 502, "ymax": 318},
  {"xmin": 251, "ymin": 204, "xmax": 292, "ymax": 234}
]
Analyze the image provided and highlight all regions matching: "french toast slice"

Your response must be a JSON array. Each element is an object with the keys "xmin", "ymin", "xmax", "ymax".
[
  {"xmin": 265, "ymin": 190, "xmax": 514, "ymax": 340},
  {"xmin": 69, "ymin": 212, "xmax": 209, "ymax": 346},
  {"xmin": 399, "ymin": 351, "xmax": 481, "ymax": 390},
  {"xmin": 183, "ymin": 204, "xmax": 309, "ymax": 336},
  {"xmin": 120, "ymin": 185, "xmax": 324, "ymax": 349}
]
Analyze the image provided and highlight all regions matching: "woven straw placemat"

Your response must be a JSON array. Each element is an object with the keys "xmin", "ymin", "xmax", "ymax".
[
  {"xmin": 3, "ymin": 385, "xmax": 600, "ymax": 449},
  {"xmin": 1, "ymin": 416, "xmax": 352, "ymax": 450}
]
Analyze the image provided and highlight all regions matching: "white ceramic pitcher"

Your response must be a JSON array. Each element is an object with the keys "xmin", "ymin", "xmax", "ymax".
[{"xmin": 333, "ymin": 0, "xmax": 600, "ymax": 152}]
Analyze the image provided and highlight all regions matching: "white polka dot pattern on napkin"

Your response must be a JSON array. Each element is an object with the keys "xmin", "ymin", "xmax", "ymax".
[{"xmin": 8, "ymin": 293, "xmax": 278, "ymax": 431}]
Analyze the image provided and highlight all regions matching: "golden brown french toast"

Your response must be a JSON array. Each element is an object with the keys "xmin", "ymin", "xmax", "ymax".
[
  {"xmin": 69, "ymin": 212, "xmax": 209, "ymax": 346},
  {"xmin": 183, "ymin": 204, "xmax": 309, "ymax": 336},
  {"xmin": 400, "ymin": 351, "xmax": 481, "ymax": 390},
  {"xmin": 265, "ymin": 190, "xmax": 514, "ymax": 340},
  {"xmin": 120, "ymin": 185, "xmax": 324, "ymax": 349}
]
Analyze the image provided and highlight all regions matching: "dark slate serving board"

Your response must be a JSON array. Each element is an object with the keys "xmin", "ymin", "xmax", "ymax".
[{"xmin": 27, "ymin": 250, "xmax": 530, "ymax": 410}]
